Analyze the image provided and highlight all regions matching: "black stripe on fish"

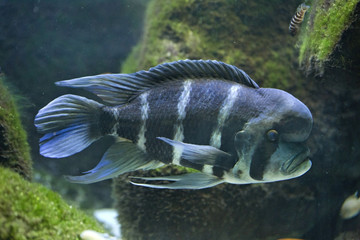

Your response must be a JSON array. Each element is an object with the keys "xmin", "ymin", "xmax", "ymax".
[
  {"xmin": 182, "ymin": 80, "xmax": 228, "ymax": 146},
  {"xmin": 115, "ymin": 103, "xmax": 142, "ymax": 141},
  {"xmin": 249, "ymin": 138, "xmax": 278, "ymax": 181},
  {"xmin": 180, "ymin": 159, "xmax": 205, "ymax": 172},
  {"xmin": 273, "ymin": 114, "xmax": 312, "ymax": 142},
  {"xmin": 201, "ymin": 165, "xmax": 225, "ymax": 178},
  {"xmin": 289, "ymin": 3, "xmax": 310, "ymax": 36},
  {"xmin": 99, "ymin": 107, "xmax": 118, "ymax": 136},
  {"xmin": 212, "ymin": 166, "xmax": 225, "ymax": 178},
  {"xmin": 143, "ymin": 83, "xmax": 184, "ymax": 164}
]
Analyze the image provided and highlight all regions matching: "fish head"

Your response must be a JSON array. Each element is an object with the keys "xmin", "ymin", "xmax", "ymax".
[
  {"xmin": 298, "ymin": 3, "xmax": 310, "ymax": 12},
  {"xmin": 233, "ymin": 88, "xmax": 313, "ymax": 183}
]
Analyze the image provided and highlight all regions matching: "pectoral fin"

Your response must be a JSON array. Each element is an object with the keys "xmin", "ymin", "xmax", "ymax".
[
  {"xmin": 130, "ymin": 172, "xmax": 224, "ymax": 189},
  {"xmin": 157, "ymin": 137, "xmax": 235, "ymax": 170}
]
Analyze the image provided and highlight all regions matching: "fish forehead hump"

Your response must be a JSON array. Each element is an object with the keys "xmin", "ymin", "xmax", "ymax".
[{"xmin": 257, "ymin": 88, "xmax": 313, "ymax": 141}]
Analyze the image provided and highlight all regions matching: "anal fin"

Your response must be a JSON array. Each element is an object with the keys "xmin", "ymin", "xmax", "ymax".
[{"xmin": 130, "ymin": 172, "xmax": 224, "ymax": 189}]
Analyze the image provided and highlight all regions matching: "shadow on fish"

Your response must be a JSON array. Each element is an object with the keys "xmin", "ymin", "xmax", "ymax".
[{"xmin": 34, "ymin": 60, "xmax": 313, "ymax": 189}]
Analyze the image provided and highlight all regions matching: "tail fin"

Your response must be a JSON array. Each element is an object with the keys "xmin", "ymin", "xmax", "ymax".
[{"xmin": 35, "ymin": 94, "xmax": 104, "ymax": 158}]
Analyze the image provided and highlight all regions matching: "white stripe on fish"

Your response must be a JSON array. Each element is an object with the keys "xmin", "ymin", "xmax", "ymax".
[
  {"xmin": 137, "ymin": 92, "xmax": 150, "ymax": 151},
  {"xmin": 210, "ymin": 85, "xmax": 240, "ymax": 148},
  {"xmin": 172, "ymin": 80, "xmax": 192, "ymax": 165},
  {"xmin": 202, "ymin": 164, "xmax": 214, "ymax": 175}
]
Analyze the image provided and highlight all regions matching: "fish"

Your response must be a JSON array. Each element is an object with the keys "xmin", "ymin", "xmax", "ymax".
[
  {"xmin": 289, "ymin": 3, "xmax": 310, "ymax": 36},
  {"xmin": 34, "ymin": 59, "xmax": 313, "ymax": 189},
  {"xmin": 340, "ymin": 191, "xmax": 360, "ymax": 219}
]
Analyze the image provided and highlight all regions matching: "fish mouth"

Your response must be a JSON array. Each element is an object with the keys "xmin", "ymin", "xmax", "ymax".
[{"xmin": 281, "ymin": 148, "xmax": 311, "ymax": 175}]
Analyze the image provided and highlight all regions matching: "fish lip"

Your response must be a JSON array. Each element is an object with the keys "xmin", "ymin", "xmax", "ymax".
[{"xmin": 281, "ymin": 148, "xmax": 311, "ymax": 175}]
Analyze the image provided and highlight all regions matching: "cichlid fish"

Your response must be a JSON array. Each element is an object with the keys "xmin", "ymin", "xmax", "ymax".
[
  {"xmin": 289, "ymin": 3, "xmax": 310, "ymax": 36},
  {"xmin": 35, "ymin": 60, "xmax": 313, "ymax": 189}
]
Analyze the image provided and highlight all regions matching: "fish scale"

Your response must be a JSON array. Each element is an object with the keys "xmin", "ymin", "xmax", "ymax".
[{"xmin": 34, "ymin": 59, "xmax": 313, "ymax": 189}]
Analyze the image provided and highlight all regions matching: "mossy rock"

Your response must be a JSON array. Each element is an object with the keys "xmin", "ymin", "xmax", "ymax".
[
  {"xmin": 0, "ymin": 74, "xmax": 32, "ymax": 180},
  {"xmin": 114, "ymin": 168, "xmax": 316, "ymax": 240},
  {"xmin": 0, "ymin": 166, "xmax": 105, "ymax": 240},
  {"xmin": 298, "ymin": 0, "xmax": 360, "ymax": 74}
]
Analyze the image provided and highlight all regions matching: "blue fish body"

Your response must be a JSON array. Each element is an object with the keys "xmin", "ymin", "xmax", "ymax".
[{"xmin": 35, "ymin": 60, "xmax": 313, "ymax": 189}]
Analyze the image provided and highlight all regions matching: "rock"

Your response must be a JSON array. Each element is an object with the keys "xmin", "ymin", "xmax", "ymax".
[
  {"xmin": 0, "ymin": 167, "xmax": 105, "ymax": 239},
  {"xmin": 0, "ymin": 74, "xmax": 32, "ymax": 180},
  {"xmin": 114, "ymin": 168, "xmax": 316, "ymax": 240}
]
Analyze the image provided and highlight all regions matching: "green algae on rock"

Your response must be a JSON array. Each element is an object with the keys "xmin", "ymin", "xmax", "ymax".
[
  {"xmin": 0, "ymin": 75, "xmax": 32, "ymax": 180},
  {"xmin": 0, "ymin": 167, "xmax": 105, "ymax": 240},
  {"xmin": 298, "ymin": 0, "xmax": 360, "ymax": 74}
]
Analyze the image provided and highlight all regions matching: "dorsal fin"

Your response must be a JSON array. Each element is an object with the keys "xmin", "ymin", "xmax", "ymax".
[{"xmin": 56, "ymin": 59, "xmax": 259, "ymax": 105}]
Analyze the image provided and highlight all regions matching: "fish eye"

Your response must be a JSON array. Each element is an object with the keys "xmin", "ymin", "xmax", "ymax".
[{"xmin": 266, "ymin": 129, "xmax": 279, "ymax": 142}]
